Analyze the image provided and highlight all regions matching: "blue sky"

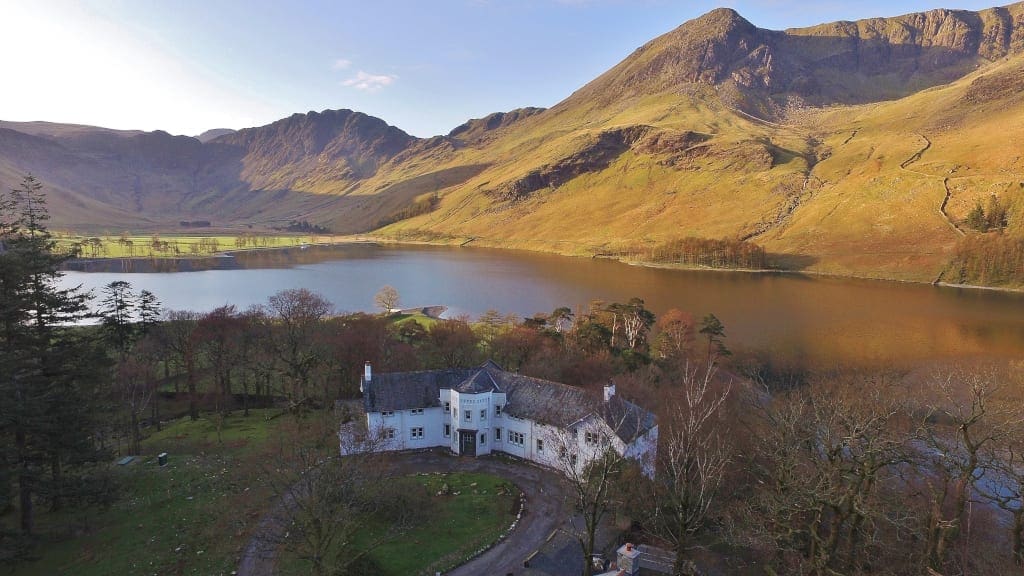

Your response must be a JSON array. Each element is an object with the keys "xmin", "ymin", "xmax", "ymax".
[{"xmin": 0, "ymin": 0, "xmax": 1005, "ymax": 137}]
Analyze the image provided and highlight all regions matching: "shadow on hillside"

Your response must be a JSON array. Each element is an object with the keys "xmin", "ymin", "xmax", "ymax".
[
  {"xmin": 0, "ymin": 126, "xmax": 490, "ymax": 235},
  {"xmin": 767, "ymin": 252, "xmax": 818, "ymax": 272}
]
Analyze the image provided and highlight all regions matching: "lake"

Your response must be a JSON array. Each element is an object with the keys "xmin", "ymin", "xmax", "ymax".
[{"xmin": 58, "ymin": 243, "xmax": 1024, "ymax": 369}]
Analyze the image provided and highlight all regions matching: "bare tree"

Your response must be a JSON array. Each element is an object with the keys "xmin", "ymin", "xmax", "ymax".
[
  {"xmin": 264, "ymin": 419, "xmax": 427, "ymax": 575},
  {"xmin": 745, "ymin": 374, "xmax": 912, "ymax": 575},
  {"xmin": 918, "ymin": 369, "xmax": 1024, "ymax": 573},
  {"xmin": 374, "ymin": 285, "xmax": 400, "ymax": 314},
  {"xmin": 550, "ymin": 400, "xmax": 649, "ymax": 576},
  {"xmin": 265, "ymin": 288, "xmax": 333, "ymax": 412},
  {"xmin": 978, "ymin": 426, "xmax": 1024, "ymax": 567},
  {"xmin": 646, "ymin": 364, "xmax": 731, "ymax": 574},
  {"xmin": 162, "ymin": 310, "xmax": 201, "ymax": 421}
]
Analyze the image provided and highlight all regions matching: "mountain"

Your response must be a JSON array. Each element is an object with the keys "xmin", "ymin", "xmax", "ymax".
[
  {"xmin": 2, "ymin": 3, "xmax": 1023, "ymax": 285},
  {"xmin": 195, "ymin": 128, "xmax": 235, "ymax": 143}
]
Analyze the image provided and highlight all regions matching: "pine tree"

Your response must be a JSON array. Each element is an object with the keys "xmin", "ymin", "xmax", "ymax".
[
  {"xmin": 967, "ymin": 201, "xmax": 988, "ymax": 232},
  {"xmin": 0, "ymin": 176, "xmax": 113, "ymax": 550}
]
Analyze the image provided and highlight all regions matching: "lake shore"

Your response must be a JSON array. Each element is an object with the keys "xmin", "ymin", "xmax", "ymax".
[{"xmin": 61, "ymin": 234, "xmax": 1024, "ymax": 295}]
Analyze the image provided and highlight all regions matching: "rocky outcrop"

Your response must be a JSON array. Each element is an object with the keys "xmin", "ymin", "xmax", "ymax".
[
  {"xmin": 562, "ymin": 2, "xmax": 1024, "ymax": 117},
  {"xmin": 493, "ymin": 127, "xmax": 651, "ymax": 201},
  {"xmin": 448, "ymin": 107, "xmax": 546, "ymax": 145}
]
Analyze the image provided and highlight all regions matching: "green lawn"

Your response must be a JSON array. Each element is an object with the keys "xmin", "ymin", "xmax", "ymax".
[
  {"xmin": 388, "ymin": 310, "xmax": 441, "ymax": 329},
  {"xmin": 278, "ymin": 471, "xmax": 519, "ymax": 576},
  {"xmin": 9, "ymin": 409, "xmax": 294, "ymax": 576}
]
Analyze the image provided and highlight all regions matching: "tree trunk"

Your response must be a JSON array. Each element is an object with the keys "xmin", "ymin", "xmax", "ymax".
[
  {"xmin": 50, "ymin": 454, "xmax": 63, "ymax": 512},
  {"xmin": 131, "ymin": 411, "xmax": 141, "ymax": 455},
  {"xmin": 186, "ymin": 349, "xmax": 198, "ymax": 421},
  {"xmin": 242, "ymin": 371, "xmax": 250, "ymax": 417},
  {"xmin": 1013, "ymin": 510, "xmax": 1023, "ymax": 567},
  {"xmin": 16, "ymin": 427, "xmax": 33, "ymax": 536},
  {"xmin": 672, "ymin": 522, "xmax": 689, "ymax": 575}
]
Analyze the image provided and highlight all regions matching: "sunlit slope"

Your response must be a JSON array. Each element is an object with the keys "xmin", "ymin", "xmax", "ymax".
[
  {"xmin": 766, "ymin": 55, "xmax": 1024, "ymax": 280},
  {"xmin": 379, "ymin": 53, "xmax": 1024, "ymax": 282}
]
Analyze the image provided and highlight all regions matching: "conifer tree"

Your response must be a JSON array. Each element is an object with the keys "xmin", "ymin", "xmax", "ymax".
[{"xmin": 0, "ymin": 176, "xmax": 112, "ymax": 549}]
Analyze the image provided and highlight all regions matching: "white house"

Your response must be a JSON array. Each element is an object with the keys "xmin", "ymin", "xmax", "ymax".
[{"xmin": 342, "ymin": 360, "xmax": 658, "ymax": 477}]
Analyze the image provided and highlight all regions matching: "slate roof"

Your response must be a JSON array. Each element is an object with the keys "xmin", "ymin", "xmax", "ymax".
[
  {"xmin": 362, "ymin": 368, "xmax": 473, "ymax": 412},
  {"xmin": 363, "ymin": 361, "xmax": 657, "ymax": 442}
]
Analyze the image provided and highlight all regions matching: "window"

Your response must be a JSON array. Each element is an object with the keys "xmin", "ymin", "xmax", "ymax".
[
  {"xmin": 480, "ymin": 409, "xmax": 487, "ymax": 421},
  {"xmin": 495, "ymin": 405, "xmax": 502, "ymax": 417},
  {"xmin": 494, "ymin": 428, "xmax": 501, "ymax": 441},
  {"xmin": 585, "ymin": 431, "xmax": 598, "ymax": 445},
  {"xmin": 410, "ymin": 427, "xmax": 424, "ymax": 439},
  {"xmin": 444, "ymin": 402, "xmax": 450, "ymax": 413},
  {"xmin": 453, "ymin": 408, "xmax": 458, "ymax": 419},
  {"xmin": 465, "ymin": 410, "xmax": 472, "ymax": 422},
  {"xmin": 382, "ymin": 411, "xmax": 394, "ymax": 417},
  {"xmin": 570, "ymin": 454, "xmax": 578, "ymax": 467},
  {"xmin": 444, "ymin": 424, "xmax": 451, "ymax": 437},
  {"xmin": 509, "ymin": 431, "xmax": 524, "ymax": 446},
  {"xmin": 480, "ymin": 433, "xmax": 486, "ymax": 444},
  {"xmin": 383, "ymin": 428, "xmax": 395, "ymax": 440},
  {"xmin": 410, "ymin": 408, "xmax": 424, "ymax": 415},
  {"xmin": 536, "ymin": 439, "xmax": 544, "ymax": 453}
]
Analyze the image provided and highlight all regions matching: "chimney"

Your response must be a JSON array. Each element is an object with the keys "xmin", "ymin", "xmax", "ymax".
[
  {"xmin": 616, "ymin": 542, "xmax": 641, "ymax": 575},
  {"xmin": 361, "ymin": 362, "xmax": 372, "ymax": 393},
  {"xmin": 603, "ymin": 381, "xmax": 616, "ymax": 403}
]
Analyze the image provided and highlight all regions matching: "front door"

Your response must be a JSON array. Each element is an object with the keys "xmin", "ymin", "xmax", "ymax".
[{"xmin": 459, "ymin": 430, "xmax": 476, "ymax": 457}]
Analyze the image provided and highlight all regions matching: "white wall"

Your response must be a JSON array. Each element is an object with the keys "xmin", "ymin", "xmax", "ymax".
[{"xmin": 352, "ymin": 389, "xmax": 657, "ymax": 479}]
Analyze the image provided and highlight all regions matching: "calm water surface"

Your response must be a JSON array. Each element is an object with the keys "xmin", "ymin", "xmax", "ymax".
[{"xmin": 59, "ymin": 244, "xmax": 1024, "ymax": 368}]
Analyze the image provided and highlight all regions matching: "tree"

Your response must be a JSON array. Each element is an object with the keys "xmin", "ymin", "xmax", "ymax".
[
  {"xmin": 374, "ymin": 285, "xmax": 400, "ymax": 314},
  {"xmin": 745, "ymin": 374, "xmax": 913, "ymax": 575},
  {"xmin": 978, "ymin": 419, "xmax": 1024, "ymax": 566},
  {"xmin": 643, "ymin": 365, "xmax": 731, "ymax": 574},
  {"xmin": 424, "ymin": 318, "xmax": 480, "ymax": 368},
  {"xmin": 195, "ymin": 306, "xmax": 244, "ymax": 421},
  {"xmin": 698, "ymin": 314, "xmax": 729, "ymax": 367},
  {"xmin": 265, "ymin": 288, "xmax": 333, "ymax": 411},
  {"xmin": 99, "ymin": 280, "xmax": 137, "ymax": 356},
  {"xmin": 967, "ymin": 201, "xmax": 988, "ymax": 231},
  {"xmin": 263, "ymin": 417, "xmax": 428, "ymax": 575},
  {"xmin": 986, "ymin": 194, "xmax": 1009, "ymax": 231},
  {"xmin": 0, "ymin": 175, "xmax": 112, "ymax": 545},
  {"xmin": 551, "ymin": 403, "xmax": 648, "ymax": 576},
  {"xmin": 605, "ymin": 298, "xmax": 655, "ymax": 352},
  {"xmin": 653, "ymin": 308, "xmax": 695, "ymax": 366},
  {"xmin": 917, "ymin": 369, "xmax": 1022, "ymax": 574},
  {"xmin": 163, "ymin": 310, "xmax": 201, "ymax": 421}
]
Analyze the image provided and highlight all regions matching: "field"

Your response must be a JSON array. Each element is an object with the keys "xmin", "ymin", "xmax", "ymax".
[{"xmin": 52, "ymin": 233, "xmax": 350, "ymax": 259}]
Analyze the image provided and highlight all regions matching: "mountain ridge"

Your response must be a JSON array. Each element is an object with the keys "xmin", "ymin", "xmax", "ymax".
[{"xmin": 2, "ymin": 3, "xmax": 1024, "ymax": 285}]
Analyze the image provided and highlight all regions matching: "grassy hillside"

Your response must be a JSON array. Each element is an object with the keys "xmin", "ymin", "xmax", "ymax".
[{"xmin": 376, "ymin": 50, "xmax": 1024, "ymax": 285}]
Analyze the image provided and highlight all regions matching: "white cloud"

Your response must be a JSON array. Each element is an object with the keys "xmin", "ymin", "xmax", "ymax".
[
  {"xmin": 342, "ymin": 70, "xmax": 398, "ymax": 92},
  {"xmin": 332, "ymin": 58, "xmax": 352, "ymax": 70}
]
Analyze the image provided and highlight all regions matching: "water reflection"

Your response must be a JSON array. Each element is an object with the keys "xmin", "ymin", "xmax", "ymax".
[{"xmin": 59, "ymin": 243, "xmax": 1024, "ymax": 368}]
